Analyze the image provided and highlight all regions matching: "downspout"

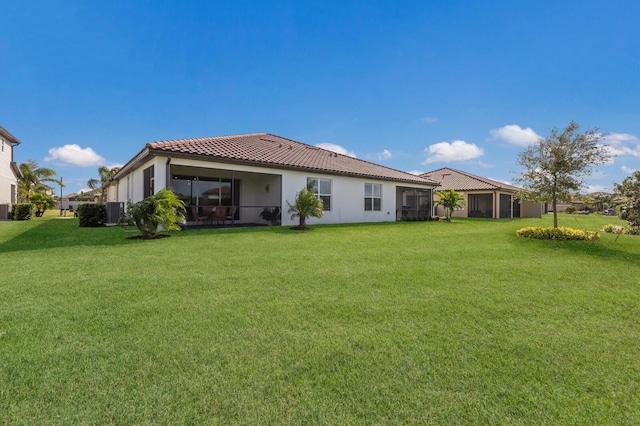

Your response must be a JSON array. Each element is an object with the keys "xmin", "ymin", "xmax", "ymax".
[{"xmin": 166, "ymin": 157, "xmax": 172, "ymax": 191}]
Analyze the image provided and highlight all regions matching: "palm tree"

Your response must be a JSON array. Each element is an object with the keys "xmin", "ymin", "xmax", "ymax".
[
  {"xmin": 434, "ymin": 189, "xmax": 465, "ymax": 222},
  {"xmin": 127, "ymin": 188, "xmax": 186, "ymax": 239},
  {"xmin": 287, "ymin": 188, "xmax": 324, "ymax": 230},
  {"xmin": 87, "ymin": 166, "xmax": 118, "ymax": 203},
  {"xmin": 18, "ymin": 160, "xmax": 58, "ymax": 203}
]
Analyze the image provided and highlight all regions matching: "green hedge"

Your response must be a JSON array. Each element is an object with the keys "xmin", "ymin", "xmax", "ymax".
[
  {"xmin": 12, "ymin": 203, "xmax": 34, "ymax": 220},
  {"xmin": 516, "ymin": 226, "xmax": 599, "ymax": 241},
  {"xmin": 78, "ymin": 204, "xmax": 106, "ymax": 227}
]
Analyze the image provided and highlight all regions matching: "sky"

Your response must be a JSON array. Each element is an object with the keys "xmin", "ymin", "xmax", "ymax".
[{"xmin": 2, "ymin": 0, "xmax": 639, "ymax": 195}]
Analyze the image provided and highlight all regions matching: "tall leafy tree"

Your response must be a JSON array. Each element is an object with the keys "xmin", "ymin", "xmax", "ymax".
[
  {"xmin": 515, "ymin": 120, "xmax": 610, "ymax": 228},
  {"xmin": 287, "ymin": 188, "xmax": 324, "ymax": 230},
  {"xmin": 434, "ymin": 189, "xmax": 465, "ymax": 222},
  {"xmin": 18, "ymin": 160, "xmax": 58, "ymax": 203},
  {"xmin": 615, "ymin": 170, "xmax": 640, "ymax": 228},
  {"xmin": 88, "ymin": 166, "xmax": 118, "ymax": 203}
]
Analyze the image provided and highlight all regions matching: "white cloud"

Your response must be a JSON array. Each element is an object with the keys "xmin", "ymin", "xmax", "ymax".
[
  {"xmin": 378, "ymin": 149, "xmax": 392, "ymax": 161},
  {"xmin": 421, "ymin": 117, "xmax": 438, "ymax": 123},
  {"xmin": 407, "ymin": 170, "xmax": 424, "ymax": 176},
  {"xmin": 602, "ymin": 133, "xmax": 640, "ymax": 159},
  {"xmin": 621, "ymin": 165, "xmax": 638, "ymax": 174},
  {"xmin": 586, "ymin": 184, "xmax": 612, "ymax": 193},
  {"xmin": 490, "ymin": 124, "xmax": 541, "ymax": 146},
  {"xmin": 421, "ymin": 140, "xmax": 484, "ymax": 164},
  {"xmin": 315, "ymin": 143, "xmax": 357, "ymax": 158},
  {"xmin": 45, "ymin": 144, "xmax": 106, "ymax": 166}
]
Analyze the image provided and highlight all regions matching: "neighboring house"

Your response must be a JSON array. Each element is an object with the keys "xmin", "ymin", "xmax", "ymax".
[
  {"xmin": 546, "ymin": 201, "xmax": 585, "ymax": 213},
  {"xmin": 421, "ymin": 167, "xmax": 542, "ymax": 219},
  {"xmin": 109, "ymin": 133, "xmax": 439, "ymax": 226},
  {"xmin": 56, "ymin": 190, "xmax": 101, "ymax": 212},
  {"xmin": 0, "ymin": 125, "xmax": 22, "ymax": 219}
]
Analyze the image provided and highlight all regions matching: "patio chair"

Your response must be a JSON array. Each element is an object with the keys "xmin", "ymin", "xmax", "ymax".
[
  {"xmin": 201, "ymin": 206, "xmax": 214, "ymax": 224},
  {"xmin": 213, "ymin": 206, "xmax": 227, "ymax": 224},
  {"xmin": 191, "ymin": 206, "xmax": 208, "ymax": 225},
  {"xmin": 226, "ymin": 206, "xmax": 237, "ymax": 225}
]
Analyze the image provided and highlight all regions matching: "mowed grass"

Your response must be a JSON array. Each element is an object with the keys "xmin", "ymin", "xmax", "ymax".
[{"xmin": 1, "ymin": 214, "xmax": 639, "ymax": 424}]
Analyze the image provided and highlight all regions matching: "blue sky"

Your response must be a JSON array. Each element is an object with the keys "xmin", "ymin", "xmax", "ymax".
[{"xmin": 2, "ymin": 0, "xmax": 639, "ymax": 194}]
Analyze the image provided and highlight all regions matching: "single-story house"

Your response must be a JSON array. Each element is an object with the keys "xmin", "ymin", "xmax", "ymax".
[
  {"xmin": 420, "ymin": 167, "xmax": 542, "ymax": 218},
  {"xmin": 0, "ymin": 125, "xmax": 22, "ymax": 219},
  {"xmin": 108, "ymin": 133, "xmax": 440, "ymax": 226}
]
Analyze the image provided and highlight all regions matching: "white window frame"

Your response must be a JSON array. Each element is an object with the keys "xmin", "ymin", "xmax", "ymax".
[
  {"xmin": 307, "ymin": 177, "xmax": 332, "ymax": 211},
  {"xmin": 364, "ymin": 183, "xmax": 382, "ymax": 211}
]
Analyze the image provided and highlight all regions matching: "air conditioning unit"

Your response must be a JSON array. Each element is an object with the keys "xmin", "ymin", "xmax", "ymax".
[
  {"xmin": 105, "ymin": 202, "xmax": 124, "ymax": 224},
  {"xmin": 0, "ymin": 204, "xmax": 10, "ymax": 220}
]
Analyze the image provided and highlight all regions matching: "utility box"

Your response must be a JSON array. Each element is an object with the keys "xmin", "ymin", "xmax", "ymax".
[
  {"xmin": 106, "ymin": 202, "xmax": 124, "ymax": 224},
  {"xmin": 0, "ymin": 204, "xmax": 10, "ymax": 220}
]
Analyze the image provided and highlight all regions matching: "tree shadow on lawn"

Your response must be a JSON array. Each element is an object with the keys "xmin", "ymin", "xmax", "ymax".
[
  {"xmin": 516, "ymin": 235, "xmax": 640, "ymax": 265},
  {"xmin": 0, "ymin": 218, "xmax": 140, "ymax": 253}
]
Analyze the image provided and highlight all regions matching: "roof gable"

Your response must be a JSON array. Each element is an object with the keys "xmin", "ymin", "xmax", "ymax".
[
  {"xmin": 421, "ymin": 167, "xmax": 520, "ymax": 192},
  {"xmin": 0, "ymin": 125, "xmax": 22, "ymax": 146},
  {"xmin": 122, "ymin": 133, "xmax": 438, "ymax": 185}
]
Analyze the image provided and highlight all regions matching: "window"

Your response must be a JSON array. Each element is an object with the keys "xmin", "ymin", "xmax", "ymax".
[
  {"xmin": 364, "ymin": 183, "xmax": 382, "ymax": 211},
  {"xmin": 143, "ymin": 166, "xmax": 154, "ymax": 198},
  {"xmin": 307, "ymin": 177, "xmax": 331, "ymax": 210}
]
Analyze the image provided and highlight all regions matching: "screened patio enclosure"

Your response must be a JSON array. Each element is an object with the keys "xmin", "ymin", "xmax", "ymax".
[
  {"xmin": 396, "ymin": 187, "xmax": 432, "ymax": 219},
  {"xmin": 169, "ymin": 165, "xmax": 282, "ymax": 226}
]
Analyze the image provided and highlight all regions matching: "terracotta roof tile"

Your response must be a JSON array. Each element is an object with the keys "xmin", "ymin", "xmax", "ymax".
[
  {"xmin": 420, "ymin": 167, "xmax": 520, "ymax": 192},
  {"xmin": 145, "ymin": 133, "xmax": 438, "ymax": 185}
]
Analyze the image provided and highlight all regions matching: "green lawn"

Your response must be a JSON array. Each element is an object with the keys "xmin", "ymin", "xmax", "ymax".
[{"xmin": 1, "ymin": 215, "xmax": 639, "ymax": 424}]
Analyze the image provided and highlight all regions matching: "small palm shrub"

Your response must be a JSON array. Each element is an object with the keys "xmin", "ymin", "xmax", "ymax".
[
  {"xmin": 287, "ymin": 188, "xmax": 323, "ymax": 230},
  {"xmin": 516, "ymin": 226, "xmax": 599, "ymax": 241},
  {"xmin": 126, "ymin": 188, "xmax": 186, "ymax": 239}
]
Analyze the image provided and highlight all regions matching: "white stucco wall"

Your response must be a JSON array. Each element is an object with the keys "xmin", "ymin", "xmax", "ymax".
[
  {"xmin": 0, "ymin": 139, "xmax": 18, "ymax": 204},
  {"xmin": 280, "ymin": 171, "xmax": 399, "ymax": 226},
  {"xmin": 114, "ymin": 155, "xmax": 434, "ymax": 226}
]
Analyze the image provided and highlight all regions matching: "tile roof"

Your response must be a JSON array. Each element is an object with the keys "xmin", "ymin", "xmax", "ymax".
[
  {"xmin": 420, "ymin": 167, "xmax": 520, "ymax": 192},
  {"xmin": 140, "ymin": 133, "xmax": 438, "ymax": 185}
]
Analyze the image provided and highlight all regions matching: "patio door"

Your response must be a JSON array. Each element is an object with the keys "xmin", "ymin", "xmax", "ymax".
[{"xmin": 172, "ymin": 174, "xmax": 240, "ymax": 220}]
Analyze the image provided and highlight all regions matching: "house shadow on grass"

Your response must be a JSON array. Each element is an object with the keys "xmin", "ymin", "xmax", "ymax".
[{"xmin": 0, "ymin": 218, "xmax": 137, "ymax": 254}]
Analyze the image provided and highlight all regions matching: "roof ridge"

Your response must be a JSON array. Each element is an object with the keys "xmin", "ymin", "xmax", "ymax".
[
  {"xmin": 422, "ymin": 167, "xmax": 519, "ymax": 191},
  {"xmin": 150, "ymin": 132, "xmax": 268, "ymax": 145}
]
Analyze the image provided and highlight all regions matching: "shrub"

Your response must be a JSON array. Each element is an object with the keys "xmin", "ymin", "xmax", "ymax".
[
  {"xmin": 126, "ymin": 188, "xmax": 186, "ymax": 239},
  {"xmin": 286, "ymin": 188, "xmax": 323, "ymax": 230},
  {"xmin": 259, "ymin": 207, "xmax": 281, "ymax": 226},
  {"xmin": 78, "ymin": 204, "xmax": 106, "ymax": 227},
  {"xmin": 516, "ymin": 226, "xmax": 599, "ymax": 241},
  {"xmin": 564, "ymin": 205, "xmax": 576, "ymax": 214},
  {"xmin": 12, "ymin": 203, "xmax": 34, "ymax": 220},
  {"xmin": 602, "ymin": 224, "xmax": 627, "ymax": 234},
  {"xmin": 628, "ymin": 226, "xmax": 640, "ymax": 236}
]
